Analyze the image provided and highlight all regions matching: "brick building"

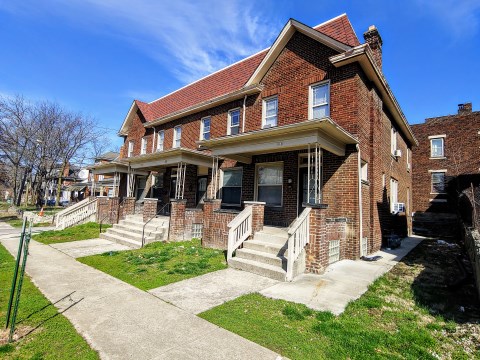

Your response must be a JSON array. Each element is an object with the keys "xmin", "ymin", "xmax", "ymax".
[
  {"xmin": 411, "ymin": 103, "xmax": 480, "ymax": 235},
  {"xmin": 92, "ymin": 14, "xmax": 416, "ymax": 277}
]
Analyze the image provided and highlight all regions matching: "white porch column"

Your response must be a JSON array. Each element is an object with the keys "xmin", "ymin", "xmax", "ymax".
[
  {"xmin": 210, "ymin": 156, "xmax": 219, "ymax": 199},
  {"xmin": 307, "ymin": 143, "xmax": 322, "ymax": 204},
  {"xmin": 175, "ymin": 162, "xmax": 186, "ymax": 199}
]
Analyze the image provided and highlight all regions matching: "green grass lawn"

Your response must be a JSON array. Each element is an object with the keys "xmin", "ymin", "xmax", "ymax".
[
  {"xmin": 32, "ymin": 222, "xmax": 111, "ymax": 244},
  {"xmin": 200, "ymin": 240, "xmax": 480, "ymax": 360},
  {"xmin": 78, "ymin": 239, "xmax": 227, "ymax": 290},
  {"xmin": 0, "ymin": 243, "xmax": 99, "ymax": 359}
]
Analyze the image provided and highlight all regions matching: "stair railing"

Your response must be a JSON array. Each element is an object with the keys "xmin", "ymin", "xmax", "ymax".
[
  {"xmin": 286, "ymin": 207, "xmax": 311, "ymax": 281},
  {"xmin": 55, "ymin": 197, "xmax": 98, "ymax": 230},
  {"xmin": 141, "ymin": 202, "xmax": 171, "ymax": 247},
  {"xmin": 227, "ymin": 206, "xmax": 253, "ymax": 261}
]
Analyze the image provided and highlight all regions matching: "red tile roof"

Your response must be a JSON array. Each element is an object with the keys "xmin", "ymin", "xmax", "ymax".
[{"xmin": 137, "ymin": 14, "xmax": 359, "ymax": 122}]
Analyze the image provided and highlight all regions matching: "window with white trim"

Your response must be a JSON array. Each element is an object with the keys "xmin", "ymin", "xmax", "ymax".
[
  {"xmin": 221, "ymin": 168, "xmax": 242, "ymax": 205},
  {"xmin": 127, "ymin": 140, "xmax": 134, "ymax": 157},
  {"xmin": 256, "ymin": 163, "xmax": 283, "ymax": 207},
  {"xmin": 391, "ymin": 127, "xmax": 397, "ymax": 155},
  {"xmin": 228, "ymin": 109, "xmax": 240, "ymax": 135},
  {"xmin": 407, "ymin": 148, "xmax": 411, "ymax": 171},
  {"xmin": 430, "ymin": 138, "xmax": 444, "ymax": 158},
  {"xmin": 173, "ymin": 126, "xmax": 181, "ymax": 148},
  {"xmin": 157, "ymin": 130, "xmax": 164, "ymax": 151},
  {"xmin": 309, "ymin": 82, "xmax": 330, "ymax": 119},
  {"xmin": 141, "ymin": 137, "xmax": 147, "ymax": 155},
  {"xmin": 431, "ymin": 171, "xmax": 446, "ymax": 194},
  {"xmin": 262, "ymin": 96, "xmax": 278, "ymax": 128},
  {"xmin": 200, "ymin": 117, "xmax": 211, "ymax": 140},
  {"xmin": 361, "ymin": 161, "xmax": 368, "ymax": 182},
  {"xmin": 390, "ymin": 178, "xmax": 398, "ymax": 212}
]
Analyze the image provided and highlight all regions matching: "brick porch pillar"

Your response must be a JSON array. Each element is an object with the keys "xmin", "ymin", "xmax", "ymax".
[
  {"xmin": 143, "ymin": 198, "xmax": 159, "ymax": 222},
  {"xmin": 123, "ymin": 197, "xmax": 136, "ymax": 217},
  {"xmin": 108, "ymin": 197, "xmax": 120, "ymax": 224},
  {"xmin": 305, "ymin": 203, "xmax": 329, "ymax": 274},
  {"xmin": 202, "ymin": 199, "xmax": 222, "ymax": 246},
  {"xmin": 169, "ymin": 199, "xmax": 187, "ymax": 241},
  {"xmin": 96, "ymin": 197, "xmax": 108, "ymax": 222},
  {"xmin": 244, "ymin": 201, "xmax": 265, "ymax": 234}
]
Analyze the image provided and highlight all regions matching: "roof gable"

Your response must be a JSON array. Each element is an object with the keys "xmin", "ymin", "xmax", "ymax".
[{"xmin": 313, "ymin": 13, "xmax": 360, "ymax": 47}]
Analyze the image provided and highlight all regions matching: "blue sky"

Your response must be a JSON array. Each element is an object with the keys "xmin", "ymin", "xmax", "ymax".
[{"xmin": 1, "ymin": 0, "xmax": 479, "ymax": 149}]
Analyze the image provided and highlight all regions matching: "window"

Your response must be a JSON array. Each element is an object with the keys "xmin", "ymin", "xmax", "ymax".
[
  {"xmin": 228, "ymin": 109, "xmax": 240, "ymax": 135},
  {"xmin": 200, "ymin": 117, "xmax": 211, "ymax": 140},
  {"xmin": 391, "ymin": 127, "xmax": 397, "ymax": 155},
  {"xmin": 127, "ymin": 141, "xmax": 134, "ymax": 157},
  {"xmin": 262, "ymin": 96, "xmax": 278, "ymax": 128},
  {"xmin": 173, "ymin": 126, "xmax": 181, "ymax": 148},
  {"xmin": 309, "ymin": 82, "xmax": 330, "ymax": 119},
  {"xmin": 361, "ymin": 161, "xmax": 368, "ymax": 182},
  {"xmin": 390, "ymin": 178, "xmax": 398, "ymax": 211},
  {"xmin": 221, "ymin": 168, "xmax": 242, "ymax": 205},
  {"xmin": 141, "ymin": 137, "xmax": 147, "ymax": 155},
  {"xmin": 157, "ymin": 130, "xmax": 164, "ymax": 151},
  {"xmin": 256, "ymin": 163, "xmax": 283, "ymax": 207},
  {"xmin": 430, "ymin": 137, "xmax": 444, "ymax": 158},
  {"xmin": 431, "ymin": 171, "xmax": 446, "ymax": 194},
  {"xmin": 407, "ymin": 148, "xmax": 411, "ymax": 171}
]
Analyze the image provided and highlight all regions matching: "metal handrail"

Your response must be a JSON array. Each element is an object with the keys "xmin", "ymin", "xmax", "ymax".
[{"xmin": 141, "ymin": 202, "xmax": 170, "ymax": 247}]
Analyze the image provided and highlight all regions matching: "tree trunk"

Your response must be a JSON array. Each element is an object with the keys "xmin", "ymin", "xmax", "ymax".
[
  {"xmin": 55, "ymin": 162, "xmax": 67, "ymax": 206},
  {"xmin": 16, "ymin": 168, "xmax": 28, "ymax": 206}
]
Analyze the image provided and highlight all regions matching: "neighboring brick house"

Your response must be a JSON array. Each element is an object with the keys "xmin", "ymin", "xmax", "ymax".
[
  {"xmin": 411, "ymin": 103, "xmax": 480, "ymax": 235},
  {"xmin": 92, "ymin": 14, "xmax": 416, "ymax": 274}
]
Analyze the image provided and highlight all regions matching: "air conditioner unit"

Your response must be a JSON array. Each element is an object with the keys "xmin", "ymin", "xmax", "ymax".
[
  {"xmin": 394, "ymin": 149, "xmax": 402, "ymax": 157},
  {"xmin": 392, "ymin": 202, "xmax": 405, "ymax": 214}
]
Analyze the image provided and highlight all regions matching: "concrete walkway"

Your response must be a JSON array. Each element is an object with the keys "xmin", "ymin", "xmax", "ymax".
[
  {"xmin": 261, "ymin": 236, "xmax": 423, "ymax": 314},
  {"xmin": 0, "ymin": 229, "xmax": 281, "ymax": 360},
  {"xmin": 50, "ymin": 238, "xmax": 132, "ymax": 258}
]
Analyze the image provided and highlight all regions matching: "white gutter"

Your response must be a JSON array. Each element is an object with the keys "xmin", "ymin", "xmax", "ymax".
[
  {"xmin": 242, "ymin": 95, "xmax": 247, "ymax": 133},
  {"xmin": 356, "ymin": 144, "xmax": 364, "ymax": 257}
]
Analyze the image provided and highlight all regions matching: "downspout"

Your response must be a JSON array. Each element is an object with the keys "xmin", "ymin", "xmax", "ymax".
[
  {"xmin": 242, "ymin": 95, "xmax": 247, "ymax": 133},
  {"xmin": 356, "ymin": 144, "xmax": 363, "ymax": 257}
]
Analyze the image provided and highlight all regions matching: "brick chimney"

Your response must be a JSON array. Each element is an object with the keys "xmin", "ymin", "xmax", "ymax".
[
  {"xmin": 458, "ymin": 102, "xmax": 472, "ymax": 115},
  {"xmin": 363, "ymin": 25, "xmax": 383, "ymax": 69}
]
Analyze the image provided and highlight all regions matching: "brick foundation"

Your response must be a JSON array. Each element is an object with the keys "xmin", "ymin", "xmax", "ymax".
[
  {"xmin": 143, "ymin": 198, "xmax": 159, "ymax": 222},
  {"xmin": 184, "ymin": 208, "xmax": 204, "ymax": 239},
  {"xmin": 123, "ymin": 197, "xmax": 136, "ymax": 218},
  {"xmin": 169, "ymin": 199, "xmax": 187, "ymax": 241},
  {"xmin": 305, "ymin": 204, "xmax": 329, "ymax": 273}
]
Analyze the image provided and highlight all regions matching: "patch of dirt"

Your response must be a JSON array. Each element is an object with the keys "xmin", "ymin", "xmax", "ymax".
[{"xmin": 0, "ymin": 325, "xmax": 36, "ymax": 345}]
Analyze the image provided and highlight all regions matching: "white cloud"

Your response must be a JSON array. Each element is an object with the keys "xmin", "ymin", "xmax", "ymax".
[
  {"xmin": 2, "ymin": 0, "xmax": 281, "ymax": 84},
  {"xmin": 414, "ymin": 0, "xmax": 480, "ymax": 39}
]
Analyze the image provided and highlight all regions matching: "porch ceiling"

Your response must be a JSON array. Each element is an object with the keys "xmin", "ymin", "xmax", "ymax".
[
  {"xmin": 198, "ymin": 118, "xmax": 358, "ymax": 164},
  {"xmin": 89, "ymin": 162, "xmax": 147, "ymax": 175},
  {"xmin": 127, "ymin": 148, "xmax": 213, "ymax": 170}
]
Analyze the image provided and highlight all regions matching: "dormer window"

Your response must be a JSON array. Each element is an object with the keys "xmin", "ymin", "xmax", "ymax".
[
  {"xmin": 228, "ymin": 109, "xmax": 240, "ymax": 135},
  {"xmin": 262, "ymin": 96, "xmax": 278, "ymax": 128},
  {"xmin": 309, "ymin": 82, "xmax": 330, "ymax": 119}
]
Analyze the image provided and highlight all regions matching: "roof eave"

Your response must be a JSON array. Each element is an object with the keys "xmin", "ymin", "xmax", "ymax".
[
  {"xmin": 144, "ymin": 85, "xmax": 263, "ymax": 128},
  {"xmin": 245, "ymin": 19, "xmax": 351, "ymax": 87},
  {"xmin": 330, "ymin": 45, "xmax": 419, "ymax": 146}
]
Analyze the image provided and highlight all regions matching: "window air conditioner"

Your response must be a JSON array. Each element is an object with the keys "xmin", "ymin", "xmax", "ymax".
[
  {"xmin": 394, "ymin": 149, "xmax": 402, "ymax": 157},
  {"xmin": 392, "ymin": 202, "xmax": 405, "ymax": 214}
]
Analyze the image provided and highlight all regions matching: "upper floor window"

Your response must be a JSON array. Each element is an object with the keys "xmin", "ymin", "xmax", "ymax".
[
  {"xmin": 262, "ymin": 96, "xmax": 278, "ymax": 128},
  {"xmin": 201, "ymin": 117, "xmax": 211, "ymax": 140},
  {"xmin": 390, "ymin": 178, "xmax": 398, "ymax": 211},
  {"xmin": 173, "ymin": 126, "xmax": 181, "ymax": 148},
  {"xmin": 141, "ymin": 137, "xmax": 147, "ymax": 155},
  {"xmin": 361, "ymin": 161, "xmax": 368, "ymax": 183},
  {"xmin": 309, "ymin": 82, "xmax": 330, "ymax": 119},
  {"xmin": 228, "ymin": 109, "xmax": 240, "ymax": 135},
  {"xmin": 429, "ymin": 136, "xmax": 445, "ymax": 158},
  {"xmin": 407, "ymin": 148, "xmax": 411, "ymax": 171},
  {"xmin": 431, "ymin": 171, "xmax": 446, "ymax": 194},
  {"xmin": 391, "ymin": 127, "xmax": 397, "ymax": 155},
  {"xmin": 127, "ymin": 140, "xmax": 134, "ymax": 157},
  {"xmin": 157, "ymin": 130, "xmax": 164, "ymax": 152}
]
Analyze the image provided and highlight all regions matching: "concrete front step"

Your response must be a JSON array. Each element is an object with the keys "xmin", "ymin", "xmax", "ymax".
[
  {"xmin": 243, "ymin": 240, "xmax": 286, "ymax": 256},
  {"xmin": 229, "ymin": 257, "xmax": 286, "ymax": 281},
  {"xmin": 107, "ymin": 227, "xmax": 166, "ymax": 242},
  {"xmin": 236, "ymin": 248, "xmax": 286, "ymax": 269},
  {"xmin": 112, "ymin": 223, "xmax": 168, "ymax": 238},
  {"xmin": 99, "ymin": 232, "xmax": 144, "ymax": 249}
]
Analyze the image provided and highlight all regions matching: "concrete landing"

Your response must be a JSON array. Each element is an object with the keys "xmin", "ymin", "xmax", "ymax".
[
  {"xmin": 50, "ymin": 238, "xmax": 133, "ymax": 258},
  {"xmin": 260, "ymin": 236, "xmax": 423, "ymax": 315},
  {"xmin": 149, "ymin": 268, "xmax": 278, "ymax": 314}
]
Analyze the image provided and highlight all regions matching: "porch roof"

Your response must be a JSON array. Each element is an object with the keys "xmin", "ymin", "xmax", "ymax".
[
  {"xmin": 126, "ymin": 148, "xmax": 213, "ymax": 170},
  {"xmin": 197, "ymin": 118, "xmax": 357, "ymax": 163}
]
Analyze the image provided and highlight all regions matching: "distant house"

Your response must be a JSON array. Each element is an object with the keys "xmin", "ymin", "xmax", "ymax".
[
  {"xmin": 91, "ymin": 14, "xmax": 416, "ymax": 278},
  {"xmin": 87, "ymin": 151, "xmax": 121, "ymax": 197},
  {"xmin": 411, "ymin": 103, "xmax": 480, "ymax": 235}
]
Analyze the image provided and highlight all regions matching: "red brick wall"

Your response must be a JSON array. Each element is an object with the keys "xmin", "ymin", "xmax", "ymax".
[
  {"xmin": 184, "ymin": 208, "xmax": 204, "ymax": 239},
  {"xmin": 412, "ymin": 109, "xmax": 480, "ymax": 213}
]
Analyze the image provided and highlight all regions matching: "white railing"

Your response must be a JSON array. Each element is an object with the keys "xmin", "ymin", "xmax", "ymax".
[
  {"xmin": 55, "ymin": 197, "xmax": 98, "ymax": 230},
  {"xmin": 227, "ymin": 206, "xmax": 253, "ymax": 261},
  {"xmin": 286, "ymin": 207, "xmax": 311, "ymax": 281}
]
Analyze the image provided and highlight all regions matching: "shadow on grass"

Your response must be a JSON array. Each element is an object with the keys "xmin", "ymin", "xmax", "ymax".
[
  {"xmin": 407, "ymin": 238, "xmax": 480, "ymax": 324},
  {"xmin": 16, "ymin": 291, "xmax": 77, "ymax": 325}
]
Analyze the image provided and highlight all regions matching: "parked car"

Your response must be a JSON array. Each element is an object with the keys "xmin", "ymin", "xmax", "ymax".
[
  {"xmin": 59, "ymin": 200, "xmax": 69, "ymax": 207},
  {"xmin": 46, "ymin": 199, "xmax": 56, "ymax": 206}
]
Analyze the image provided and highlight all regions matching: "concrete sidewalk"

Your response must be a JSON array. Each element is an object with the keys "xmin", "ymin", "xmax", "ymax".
[
  {"xmin": 261, "ymin": 236, "xmax": 423, "ymax": 314},
  {"xmin": 50, "ymin": 238, "xmax": 132, "ymax": 258},
  {"xmin": 0, "ymin": 231, "xmax": 281, "ymax": 360}
]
